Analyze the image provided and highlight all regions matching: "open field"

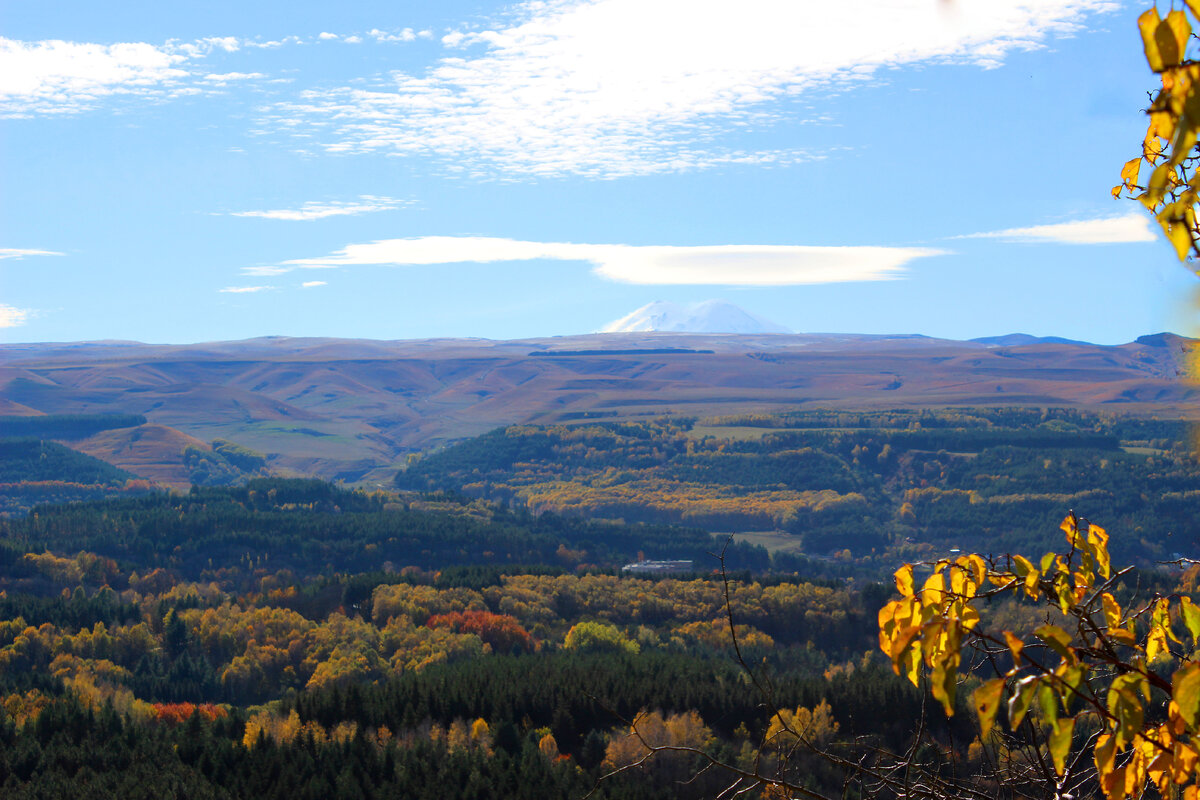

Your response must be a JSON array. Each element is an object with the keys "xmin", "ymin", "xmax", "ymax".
[{"xmin": 732, "ymin": 530, "xmax": 807, "ymax": 554}]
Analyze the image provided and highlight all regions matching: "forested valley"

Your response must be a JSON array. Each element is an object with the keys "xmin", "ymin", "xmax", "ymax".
[{"xmin": 0, "ymin": 407, "xmax": 1197, "ymax": 798}]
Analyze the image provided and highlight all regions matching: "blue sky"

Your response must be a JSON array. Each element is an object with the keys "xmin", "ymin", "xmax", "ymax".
[{"xmin": 2, "ymin": 0, "xmax": 1197, "ymax": 344}]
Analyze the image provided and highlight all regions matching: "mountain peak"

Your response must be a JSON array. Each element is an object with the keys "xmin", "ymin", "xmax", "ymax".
[{"xmin": 600, "ymin": 300, "xmax": 791, "ymax": 334}]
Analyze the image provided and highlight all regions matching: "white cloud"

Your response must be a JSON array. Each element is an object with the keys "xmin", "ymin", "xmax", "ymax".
[
  {"xmin": 0, "ymin": 248, "xmax": 63, "ymax": 260},
  {"xmin": 203, "ymin": 72, "xmax": 266, "ymax": 82},
  {"xmin": 0, "ymin": 37, "xmax": 190, "ymax": 116},
  {"xmin": 0, "ymin": 34, "xmax": 286, "ymax": 116},
  {"xmin": 319, "ymin": 32, "xmax": 340, "ymax": 41},
  {"xmin": 960, "ymin": 213, "xmax": 1158, "ymax": 244},
  {"xmin": 301, "ymin": 280, "xmax": 327, "ymax": 288},
  {"xmin": 251, "ymin": 236, "xmax": 945, "ymax": 285},
  {"xmin": 197, "ymin": 36, "xmax": 241, "ymax": 53},
  {"xmin": 264, "ymin": 0, "xmax": 1115, "ymax": 178},
  {"xmin": 0, "ymin": 304, "xmax": 32, "ymax": 327},
  {"xmin": 243, "ymin": 36, "xmax": 304, "ymax": 49},
  {"xmin": 368, "ymin": 28, "xmax": 418, "ymax": 43},
  {"xmin": 228, "ymin": 195, "xmax": 407, "ymax": 221},
  {"xmin": 219, "ymin": 285, "xmax": 274, "ymax": 293}
]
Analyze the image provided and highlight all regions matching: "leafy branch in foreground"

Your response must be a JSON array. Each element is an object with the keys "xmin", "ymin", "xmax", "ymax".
[
  {"xmin": 880, "ymin": 513, "xmax": 1200, "ymax": 800},
  {"xmin": 1116, "ymin": 3, "xmax": 1200, "ymax": 262}
]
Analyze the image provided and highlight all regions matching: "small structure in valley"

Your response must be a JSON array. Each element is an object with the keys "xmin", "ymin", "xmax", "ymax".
[{"xmin": 621, "ymin": 559, "xmax": 693, "ymax": 575}]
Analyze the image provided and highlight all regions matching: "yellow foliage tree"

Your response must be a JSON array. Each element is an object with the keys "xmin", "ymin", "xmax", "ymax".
[
  {"xmin": 1116, "ymin": 2, "xmax": 1200, "ymax": 262},
  {"xmin": 879, "ymin": 513, "xmax": 1200, "ymax": 799}
]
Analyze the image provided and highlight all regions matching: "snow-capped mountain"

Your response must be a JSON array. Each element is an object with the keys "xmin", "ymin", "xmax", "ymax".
[{"xmin": 600, "ymin": 301, "xmax": 791, "ymax": 334}]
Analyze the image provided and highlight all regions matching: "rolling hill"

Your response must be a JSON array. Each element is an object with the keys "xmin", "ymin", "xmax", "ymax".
[{"xmin": 1, "ymin": 332, "xmax": 1194, "ymax": 484}]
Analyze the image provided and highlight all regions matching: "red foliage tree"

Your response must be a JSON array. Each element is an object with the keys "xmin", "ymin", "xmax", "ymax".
[{"xmin": 425, "ymin": 610, "xmax": 535, "ymax": 654}]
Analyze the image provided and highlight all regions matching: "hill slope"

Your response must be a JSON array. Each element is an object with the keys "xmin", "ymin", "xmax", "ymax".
[{"xmin": 1, "ymin": 332, "xmax": 1194, "ymax": 483}]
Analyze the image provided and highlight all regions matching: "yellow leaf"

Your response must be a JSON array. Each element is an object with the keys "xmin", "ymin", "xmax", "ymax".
[
  {"xmin": 1110, "ymin": 626, "xmax": 1138, "ymax": 647},
  {"xmin": 1008, "ymin": 675, "xmax": 1038, "ymax": 730},
  {"xmin": 1146, "ymin": 626, "xmax": 1170, "ymax": 664},
  {"xmin": 1141, "ymin": 8, "xmax": 1166, "ymax": 72},
  {"xmin": 930, "ymin": 655, "xmax": 958, "ymax": 717},
  {"xmin": 1172, "ymin": 662, "xmax": 1200, "ymax": 730},
  {"xmin": 1144, "ymin": 163, "xmax": 1173, "ymax": 207},
  {"xmin": 1003, "ymin": 630, "xmax": 1024, "ymax": 666},
  {"xmin": 1147, "ymin": 750, "xmax": 1172, "ymax": 797},
  {"xmin": 922, "ymin": 571, "xmax": 945, "ymax": 606},
  {"xmin": 1124, "ymin": 749, "xmax": 1146, "ymax": 796},
  {"xmin": 1037, "ymin": 682, "xmax": 1060, "ymax": 730},
  {"xmin": 949, "ymin": 564, "xmax": 967, "ymax": 597},
  {"xmin": 962, "ymin": 554, "xmax": 986, "ymax": 588},
  {"xmin": 900, "ymin": 638, "xmax": 921, "ymax": 687},
  {"xmin": 1058, "ymin": 664, "xmax": 1087, "ymax": 712},
  {"xmin": 1102, "ymin": 592, "xmax": 1122, "ymax": 629},
  {"xmin": 1161, "ymin": 212, "xmax": 1193, "ymax": 260},
  {"xmin": 1060, "ymin": 513, "xmax": 1077, "ymax": 539},
  {"xmin": 1120, "ymin": 157, "xmax": 1142, "ymax": 191},
  {"xmin": 1094, "ymin": 732, "xmax": 1116, "ymax": 783},
  {"xmin": 1174, "ymin": 741, "xmax": 1199, "ymax": 784},
  {"xmin": 973, "ymin": 678, "xmax": 1005, "ymax": 739},
  {"xmin": 1180, "ymin": 596, "xmax": 1200, "ymax": 644},
  {"xmin": 1157, "ymin": 10, "xmax": 1192, "ymax": 68},
  {"xmin": 1152, "ymin": 598, "xmax": 1181, "ymax": 643},
  {"xmin": 894, "ymin": 564, "xmax": 914, "ymax": 598},
  {"xmin": 1054, "ymin": 578, "xmax": 1075, "ymax": 614},
  {"xmin": 1109, "ymin": 675, "xmax": 1146, "ymax": 749},
  {"xmin": 1112, "ymin": 185, "xmax": 1124, "ymax": 199},
  {"xmin": 1048, "ymin": 716, "xmax": 1075, "ymax": 776},
  {"xmin": 1035, "ymin": 624, "xmax": 1074, "ymax": 663},
  {"xmin": 1088, "ymin": 523, "xmax": 1111, "ymax": 579}
]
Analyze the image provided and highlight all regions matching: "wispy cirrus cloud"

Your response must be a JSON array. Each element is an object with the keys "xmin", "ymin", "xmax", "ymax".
[
  {"xmin": 262, "ymin": 0, "xmax": 1116, "ymax": 178},
  {"xmin": 0, "ymin": 31, "xmax": 356, "ymax": 117},
  {"xmin": 0, "ymin": 35, "xmax": 277, "ymax": 116},
  {"xmin": 300, "ymin": 280, "xmax": 327, "ymax": 288},
  {"xmin": 959, "ymin": 213, "xmax": 1157, "ymax": 244},
  {"xmin": 0, "ymin": 37, "xmax": 190, "ymax": 116},
  {"xmin": 228, "ymin": 195, "xmax": 407, "ymax": 221},
  {"xmin": 246, "ymin": 236, "xmax": 946, "ymax": 285},
  {"xmin": 316, "ymin": 29, "xmax": 433, "ymax": 44},
  {"xmin": 219, "ymin": 285, "xmax": 274, "ymax": 293},
  {"xmin": 0, "ymin": 248, "xmax": 63, "ymax": 260}
]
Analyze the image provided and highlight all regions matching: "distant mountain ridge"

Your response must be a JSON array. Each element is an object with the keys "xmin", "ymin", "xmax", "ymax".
[
  {"xmin": 1, "ymin": 331, "xmax": 1194, "ymax": 485},
  {"xmin": 601, "ymin": 300, "xmax": 791, "ymax": 334},
  {"xmin": 970, "ymin": 333, "xmax": 1094, "ymax": 346}
]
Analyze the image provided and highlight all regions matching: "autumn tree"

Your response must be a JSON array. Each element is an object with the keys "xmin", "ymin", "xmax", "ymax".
[
  {"xmin": 878, "ymin": 514, "xmax": 1200, "ymax": 799},
  {"xmin": 1117, "ymin": 2, "xmax": 1200, "ymax": 263}
]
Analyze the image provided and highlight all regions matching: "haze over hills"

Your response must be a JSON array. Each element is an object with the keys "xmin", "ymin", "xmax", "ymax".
[{"xmin": 0, "ymin": 331, "xmax": 1194, "ymax": 486}]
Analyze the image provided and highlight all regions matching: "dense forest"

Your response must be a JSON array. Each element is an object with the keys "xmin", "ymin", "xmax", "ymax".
[
  {"xmin": 396, "ymin": 408, "xmax": 1200, "ymax": 567},
  {"xmin": 1, "ymin": 407, "xmax": 1196, "ymax": 797},
  {"xmin": 0, "ymin": 478, "xmax": 955, "ymax": 798}
]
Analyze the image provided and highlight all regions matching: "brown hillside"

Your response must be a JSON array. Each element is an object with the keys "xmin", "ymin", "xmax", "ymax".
[
  {"xmin": 72, "ymin": 424, "xmax": 212, "ymax": 490},
  {"xmin": 2, "ymin": 333, "xmax": 1194, "ymax": 485}
]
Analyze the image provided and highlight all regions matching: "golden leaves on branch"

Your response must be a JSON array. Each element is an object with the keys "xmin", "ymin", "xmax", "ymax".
[
  {"xmin": 877, "ymin": 513, "xmax": 1200, "ymax": 797},
  {"xmin": 1119, "ymin": 5, "xmax": 1200, "ymax": 260}
]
